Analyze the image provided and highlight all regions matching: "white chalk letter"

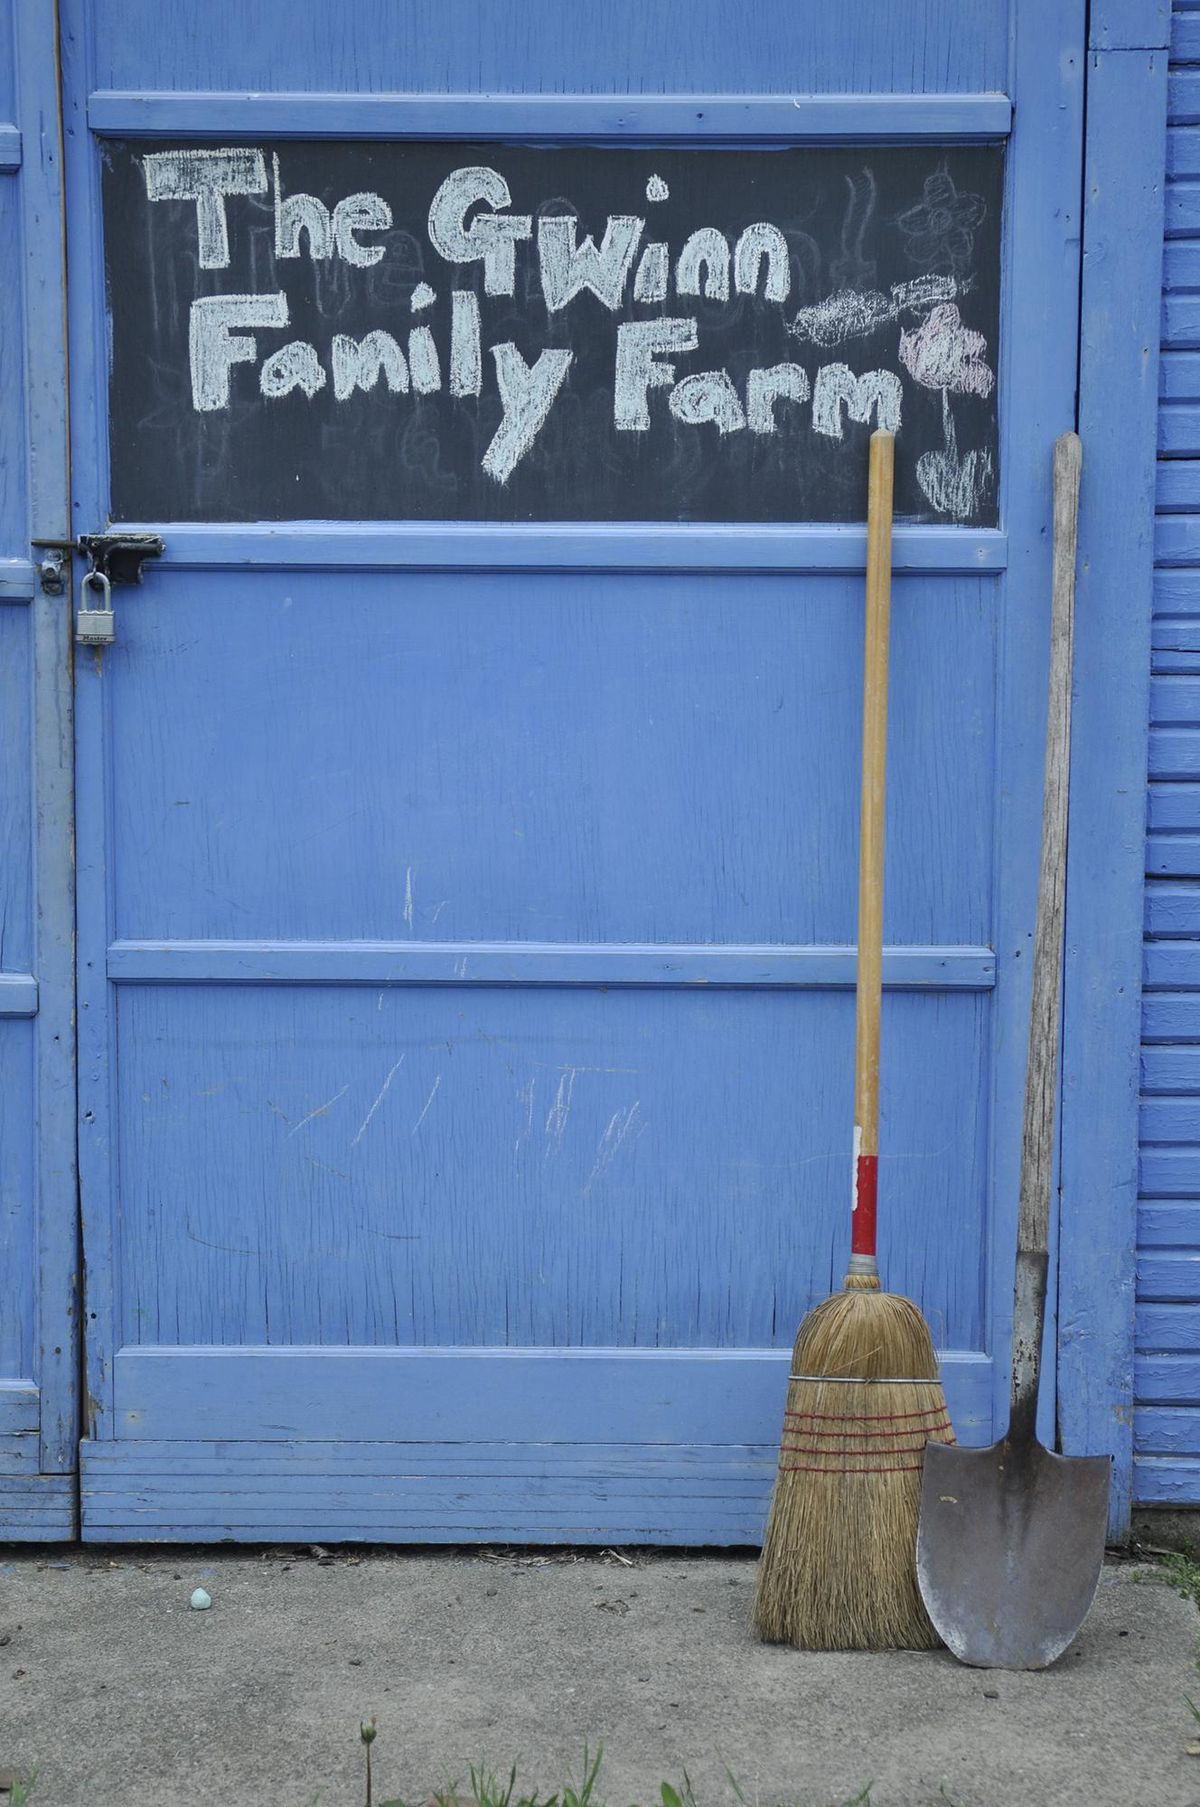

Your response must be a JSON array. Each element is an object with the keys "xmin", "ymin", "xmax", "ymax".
[
  {"xmin": 332, "ymin": 331, "xmax": 409, "ymax": 400},
  {"xmin": 483, "ymin": 343, "xmax": 573, "ymax": 484},
  {"xmin": 274, "ymin": 152, "xmax": 333, "ymax": 261},
  {"xmin": 188, "ymin": 292, "xmax": 288, "ymax": 411},
  {"xmin": 408, "ymin": 326, "xmax": 442, "ymax": 393},
  {"xmin": 537, "ymin": 214, "xmax": 644, "ymax": 312},
  {"xmin": 260, "ymin": 341, "xmax": 327, "ymax": 400},
  {"xmin": 613, "ymin": 317, "xmax": 698, "ymax": 430},
  {"xmin": 143, "ymin": 148, "xmax": 268, "ymax": 270},
  {"xmin": 333, "ymin": 192, "xmax": 392, "ymax": 267},
  {"xmin": 669, "ymin": 370, "xmax": 745, "ymax": 433},
  {"xmin": 746, "ymin": 363, "xmax": 811, "ymax": 433},
  {"xmin": 734, "ymin": 223, "xmax": 790, "ymax": 302},
  {"xmin": 676, "ymin": 228, "xmax": 730, "ymax": 302},
  {"xmin": 812, "ymin": 363, "xmax": 902, "ymax": 438},
  {"xmin": 633, "ymin": 242, "xmax": 669, "ymax": 304},
  {"xmin": 428, "ymin": 166, "xmax": 532, "ymax": 297},
  {"xmin": 449, "ymin": 291, "xmax": 483, "ymax": 396}
]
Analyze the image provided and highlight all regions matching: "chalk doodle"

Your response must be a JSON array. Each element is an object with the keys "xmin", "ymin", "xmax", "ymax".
[
  {"xmin": 897, "ymin": 166, "xmax": 988, "ymax": 278},
  {"xmin": 917, "ymin": 390, "xmax": 995, "ymax": 519}
]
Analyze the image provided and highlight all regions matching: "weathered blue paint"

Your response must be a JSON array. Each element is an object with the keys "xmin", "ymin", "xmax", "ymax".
[
  {"xmin": 1136, "ymin": 0, "xmax": 1200, "ymax": 1514},
  {"xmin": 0, "ymin": 1472, "xmax": 76, "ymax": 1541},
  {"xmin": 1061, "ymin": 31, "xmax": 1169, "ymax": 1538},
  {"xmin": 74, "ymin": 0, "xmax": 1013, "ymax": 97},
  {"xmin": 5, "ymin": 0, "xmax": 1171, "ymax": 1540},
  {"xmin": 86, "ymin": 91, "xmax": 1014, "ymax": 141},
  {"xmin": 0, "ymin": 558, "xmax": 36, "ymax": 597},
  {"xmin": 79, "ymin": 1439, "xmax": 786, "ymax": 1545},
  {"xmin": 53, "ymin": 0, "xmax": 1096, "ymax": 1545},
  {"xmin": 0, "ymin": 975, "xmax": 38, "ymax": 1015},
  {"xmin": 108, "ymin": 523, "xmax": 1010, "ymax": 575},
  {"xmin": 112, "ymin": 1348, "xmax": 994, "ymax": 1446},
  {"xmin": 105, "ymin": 942, "xmax": 995, "ymax": 989},
  {"xmin": 0, "ymin": 0, "xmax": 79, "ymax": 1537},
  {"xmin": 983, "ymin": 1, "xmax": 1085, "ymax": 1451},
  {"xmin": 1090, "ymin": 0, "xmax": 1172, "ymax": 53}
]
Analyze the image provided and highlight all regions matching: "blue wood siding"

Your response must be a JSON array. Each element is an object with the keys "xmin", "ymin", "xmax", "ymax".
[
  {"xmin": 0, "ymin": 0, "xmax": 79, "ymax": 1537},
  {"xmin": 1136, "ymin": 0, "xmax": 1200, "ymax": 1506}
]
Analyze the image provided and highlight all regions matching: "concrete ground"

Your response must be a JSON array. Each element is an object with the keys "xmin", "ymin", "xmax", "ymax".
[{"xmin": 1, "ymin": 1548, "xmax": 1198, "ymax": 1807}]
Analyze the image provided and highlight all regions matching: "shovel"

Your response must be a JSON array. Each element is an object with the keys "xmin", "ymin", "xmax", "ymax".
[{"xmin": 916, "ymin": 433, "xmax": 1111, "ymax": 1670}]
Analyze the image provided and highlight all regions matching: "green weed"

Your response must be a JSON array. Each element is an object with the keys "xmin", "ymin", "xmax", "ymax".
[
  {"xmin": 1162, "ymin": 1548, "xmax": 1200, "ymax": 1613},
  {"xmin": 369, "ymin": 1738, "xmax": 881, "ymax": 1807}
]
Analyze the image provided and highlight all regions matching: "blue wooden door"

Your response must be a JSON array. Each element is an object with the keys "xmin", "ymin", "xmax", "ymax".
[{"xmin": 64, "ymin": 0, "xmax": 1085, "ymax": 1542}]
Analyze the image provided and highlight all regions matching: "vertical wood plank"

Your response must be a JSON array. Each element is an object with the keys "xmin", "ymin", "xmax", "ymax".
[
  {"xmin": 987, "ymin": 0, "xmax": 1086, "ymax": 1451},
  {"xmin": 1060, "ymin": 45, "xmax": 1168, "ymax": 1539},
  {"xmin": 14, "ymin": 0, "xmax": 79, "ymax": 1492}
]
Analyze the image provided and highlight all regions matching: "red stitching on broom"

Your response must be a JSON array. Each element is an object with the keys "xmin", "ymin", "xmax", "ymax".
[
  {"xmin": 778, "ymin": 1460, "xmax": 926, "ymax": 1475},
  {"xmin": 784, "ymin": 1405, "xmax": 952, "ymax": 1424},
  {"xmin": 779, "ymin": 1428, "xmax": 952, "ymax": 1447},
  {"xmin": 781, "ymin": 1440, "xmax": 937, "ymax": 1457},
  {"xmin": 777, "ymin": 1438, "xmax": 954, "ymax": 1452},
  {"xmin": 784, "ymin": 1409, "xmax": 954, "ymax": 1438}
]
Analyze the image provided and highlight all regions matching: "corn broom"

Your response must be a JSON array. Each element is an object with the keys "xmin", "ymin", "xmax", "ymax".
[{"xmin": 752, "ymin": 429, "xmax": 955, "ymax": 1651}]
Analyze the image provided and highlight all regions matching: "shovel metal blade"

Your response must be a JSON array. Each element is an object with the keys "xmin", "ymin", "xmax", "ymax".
[{"xmin": 917, "ymin": 1436, "xmax": 1111, "ymax": 1670}]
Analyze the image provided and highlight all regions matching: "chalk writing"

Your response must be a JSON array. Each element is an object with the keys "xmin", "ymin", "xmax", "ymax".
[{"xmin": 104, "ymin": 140, "xmax": 1004, "ymax": 524}]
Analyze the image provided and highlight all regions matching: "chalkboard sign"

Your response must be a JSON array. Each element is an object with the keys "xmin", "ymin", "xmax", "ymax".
[{"xmin": 101, "ymin": 139, "xmax": 1004, "ymax": 525}]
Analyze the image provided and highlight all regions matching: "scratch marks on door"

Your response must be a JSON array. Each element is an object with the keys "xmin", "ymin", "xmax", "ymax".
[
  {"xmin": 412, "ymin": 1074, "xmax": 442, "ymax": 1135},
  {"xmin": 544, "ymin": 1067, "xmax": 579, "ymax": 1152},
  {"xmin": 286, "ymin": 1083, "xmax": 349, "ymax": 1136},
  {"xmin": 352, "ymin": 1053, "xmax": 407, "ymax": 1146},
  {"xmin": 582, "ymin": 1102, "xmax": 642, "ymax": 1195}
]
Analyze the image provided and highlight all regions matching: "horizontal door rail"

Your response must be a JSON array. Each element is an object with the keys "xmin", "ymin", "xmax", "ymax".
[
  {"xmin": 0, "ymin": 975, "xmax": 38, "ymax": 1017},
  {"xmin": 107, "ymin": 940, "xmax": 996, "ymax": 990},
  {"xmin": 87, "ymin": 91, "xmax": 1013, "ymax": 142},
  {"xmin": 0, "ymin": 560, "xmax": 35, "ymax": 602},
  {"xmin": 107, "ymin": 523, "xmax": 1008, "ymax": 576},
  {"xmin": 112, "ymin": 1345, "xmax": 994, "ymax": 1444}
]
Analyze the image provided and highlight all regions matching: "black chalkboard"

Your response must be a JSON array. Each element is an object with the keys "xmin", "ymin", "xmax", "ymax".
[{"xmin": 101, "ymin": 139, "xmax": 1003, "ymax": 525}]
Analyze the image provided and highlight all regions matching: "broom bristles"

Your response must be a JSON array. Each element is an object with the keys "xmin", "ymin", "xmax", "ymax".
[{"xmin": 752, "ymin": 1285, "xmax": 955, "ymax": 1650}]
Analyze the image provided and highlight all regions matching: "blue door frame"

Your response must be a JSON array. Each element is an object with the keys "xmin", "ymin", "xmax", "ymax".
[
  {"xmin": 0, "ymin": 0, "xmax": 1162, "ymax": 1545},
  {"xmin": 0, "ymin": 0, "xmax": 79, "ymax": 1539},
  {"xmin": 1061, "ymin": 3, "xmax": 1170, "ymax": 1538}
]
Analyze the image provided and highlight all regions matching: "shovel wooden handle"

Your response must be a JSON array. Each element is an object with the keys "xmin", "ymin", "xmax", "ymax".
[
  {"xmin": 849, "ymin": 430, "xmax": 894, "ymax": 1279},
  {"xmin": 1010, "ymin": 432, "xmax": 1082, "ymax": 1435}
]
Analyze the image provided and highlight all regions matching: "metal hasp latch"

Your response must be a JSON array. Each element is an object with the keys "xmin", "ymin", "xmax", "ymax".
[{"xmin": 67, "ymin": 531, "xmax": 164, "ymax": 648}]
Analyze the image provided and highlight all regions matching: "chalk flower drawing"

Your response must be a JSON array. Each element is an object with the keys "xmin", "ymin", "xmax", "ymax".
[
  {"xmin": 896, "ymin": 167, "xmax": 987, "ymax": 277},
  {"xmin": 916, "ymin": 392, "xmax": 994, "ymax": 521},
  {"xmin": 898, "ymin": 302, "xmax": 994, "ymax": 398},
  {"xmin": 896, "ymin": 300, "xmax": 995, "ymax": 520}
]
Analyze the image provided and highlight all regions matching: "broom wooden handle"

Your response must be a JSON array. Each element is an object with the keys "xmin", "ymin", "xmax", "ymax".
[{"xmin": 849, "ymin": 430, "xmax": 895, "ymax": 1282}]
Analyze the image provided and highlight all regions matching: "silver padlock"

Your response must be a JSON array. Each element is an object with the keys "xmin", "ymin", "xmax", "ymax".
[{"xmin": 76, "ymin": 568, "xmax": 115, "ymax": 646}]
